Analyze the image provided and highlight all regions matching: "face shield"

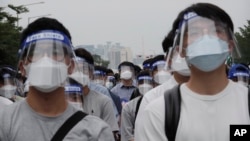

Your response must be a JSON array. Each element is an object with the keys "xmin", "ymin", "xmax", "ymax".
[
  {"xmin": 165, "ymin": 46, "xmax": 190, "ymax": 76},
  {"xmin": 234, "ymin": 72, "xmax": 249, "ymax": 87},
  {"xmin": 64, "ymin": 84, "xmax": 83, "ymax": 110},
  {"xmin": 0, "ymin": 71, "xmax": 17, "ymax": 99},
  {"xmin": 105, "ymin": 76, "xmax": 115, "ymax": 89},
  {"xmin": 137, "ymin": 76, "xmax": 153, "ymax": 95},
  {"xmin": 174, "ymin": 12, "xmax": 241, "ymax": 72},
  {"xmin": 120, "ymin": 66, "xmax": 134, "ymax": 80},
  {"xmin": 93, "ymin": 70, "xmax": 106, "ymax": 86},
  {"xmin": 151, "ymin": 60, "xmax": 171, "ymax": 84},
  {"xmin": 68, "ymin": 57, "xmax": 90, "ymax": 86},
  {"xmin": 19, "ymin": 30, "xmax": 73, "ymax": 93}
]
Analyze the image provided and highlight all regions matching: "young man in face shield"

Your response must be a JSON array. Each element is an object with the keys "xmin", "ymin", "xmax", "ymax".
[
  {"xmin": 111, "ymin": 61, "xmax": 137, "ymax": 105},
  {"xmin": 150, "ymin": 54, "xmax": 172, "ymax": 87},
  {"xmin": 0, "ymin": 66, "xmax": 17, "ymax": 103},
  {"xmin": 69, "ymin": 48, "xmax": 120, "ymax": 140},
  {"xmin": 135, "ymin": 29, "xmax": 190, "ymax": 137},
  {"xmin": 0, "ymin": 17, "xmax": 114, "ymax": 141},
  {"xmin": 135, "ymin": 3, "xmax": 250, "ymax": 141},
  {"xmin": 120, "ymin": 70, "xmax": 153, "ymax": 141}
]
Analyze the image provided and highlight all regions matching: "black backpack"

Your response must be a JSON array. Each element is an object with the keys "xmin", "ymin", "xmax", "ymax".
[{"xmin": 164, "ymin": 84, "xmax": 250, "ymax": 141}]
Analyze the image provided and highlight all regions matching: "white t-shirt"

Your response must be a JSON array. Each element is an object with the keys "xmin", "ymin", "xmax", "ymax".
[
  {"xmin": 134, "ymin": 80, "xmax": 250, "ymax": 141},
  {"xmin": 0, "ymin": 96, "xmax": 13, "ymax": 106},
  {"xmin": 135, "ymin": 75, "xmax": 177, "ymax": 134}
]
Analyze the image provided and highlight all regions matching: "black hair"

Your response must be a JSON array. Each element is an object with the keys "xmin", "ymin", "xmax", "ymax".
[
  {"xmin": 172, "ymin": 3, "xmax": 234, "ymax": 34},
  {"xmin": 20, "ymin": 17, "xmax": 72, "ymax": 45},
  {"xmin": 118, "ymin": 61, "xmax": 134, "ymax": 71},
  {"xmin": 74, "ymin": 48, "xmax": 94, "ymax": 65},
  {"xmin": 162, "ymin": 30, "xmax": 175, "ymax": 53},
  {"xmin": 136, "ymin": 70, "xmax": 151, "ymax": 80},
  {"xmin": 106, "ymin": 68, "xmax": 114, "ymax": 74},
  {"xmin": 94, "ymin": 65, "xmax": 107, "ymax": 74}
]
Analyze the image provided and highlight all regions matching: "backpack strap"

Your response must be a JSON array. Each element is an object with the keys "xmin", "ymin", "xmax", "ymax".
[
  {"xmin": 51, "ymin": 111, "xmax": 88, "ymax": 141},
  {"xmin": 135, "ymin": 96, "xmax": 143, "ymax": 120},
  {"xmin": 164, "ymin": 84, "xmax": 181, "ymax": 141}
]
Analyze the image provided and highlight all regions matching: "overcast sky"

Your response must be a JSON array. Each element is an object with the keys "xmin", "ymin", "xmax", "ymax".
[{"xmin": 2, "ymin": 0, "xmax": 250, "ymax": 57}]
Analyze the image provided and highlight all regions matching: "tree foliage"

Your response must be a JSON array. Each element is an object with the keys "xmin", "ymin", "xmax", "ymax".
[
  {"xmin": 234, "ymin": 20, "xmax": 250, "ymax": 65},
  {"xmin": 0, "ymin": 5, "xmax": 28, "ymax": 67},
  {"xmin": 92, "ymin": 54, "xmax": 110, "ymax": 67}
]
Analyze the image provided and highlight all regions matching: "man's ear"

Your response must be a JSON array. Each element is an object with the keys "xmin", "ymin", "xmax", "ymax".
[
  {"xmin": 18, "ymin": 61, "xmax": 26, "ymax": 77},
  {"xmin": 228, "ymin": 39, "xmax": 234, "ymax": 52},
  {"xmin": 68, "ymin": 59, "xmax": 75, "ymax": 74}
]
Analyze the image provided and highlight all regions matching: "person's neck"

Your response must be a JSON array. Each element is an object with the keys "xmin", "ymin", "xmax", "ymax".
[
  {"xmin": 173, "ymin": 72, "xmax": 190, "ymax": 84},
  {"xmin": 26, "ymin": 87, "xmax": 68, "ymax": 117},
  {"xmin": 121, "ymin": 79, "xmax": 133, "ymax": 86},
  {"xmin": 186, "ymin": 66, "xmax": 229, "ymax": 95},
  {"xmin": 82, "ymin": 86, "xmax": 90, "ymax": 96}
]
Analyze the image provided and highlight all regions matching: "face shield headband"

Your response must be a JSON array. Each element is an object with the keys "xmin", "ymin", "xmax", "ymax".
[
  {"xmin": 19, "ymin": 30, "xmax": 73, "ymax": 60},
  {"xmin": 174, "ymin": 12, "xmax": 241, "ymax": 60}
]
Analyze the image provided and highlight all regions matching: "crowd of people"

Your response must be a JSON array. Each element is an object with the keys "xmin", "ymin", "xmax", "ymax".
[{"xmin": 0, "ymin": 2, "xmax": 250, "ymax": 141}]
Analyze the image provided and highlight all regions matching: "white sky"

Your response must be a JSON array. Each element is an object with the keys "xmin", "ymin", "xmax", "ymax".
[{"xmin": 2, "ymin": 0, "xmax": 250, "ymax": 57}]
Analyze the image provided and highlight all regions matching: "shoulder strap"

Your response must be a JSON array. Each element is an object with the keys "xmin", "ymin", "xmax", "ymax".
[
  {"xmin": 164, "ymin": 84, "xmax": 181, "ymax": 141},
  {"xmin": 51, "ymin": 111, "xmax": 88, "ymax": 141},
  {"xmin": 135, "ymin": 96, "xmax": 143, "ymax": 120}
]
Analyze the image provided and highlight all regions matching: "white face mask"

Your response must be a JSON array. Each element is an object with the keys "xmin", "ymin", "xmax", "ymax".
[
  {"xmin": 153, "ymin": 70, "xmax": 171, "ymax": 84},
  {"xmin": 0, "ymin": 85, "xmax": 16, "ymax": 99},
  {"xmin": 93, "ymin": 79, "xmax": 105, "ymax": 86},
  {"xmin": 24, "ymin": 57, "xmax": 68, "ymax": 93},
  {"xmin": 138, "ymin": 84, "xmax": 153, "ymax": 95},
  {"xmin": 105, "ymin": 82, "xmax": 114, "ymax": 89},
  {"xmin": 69, "ymin": 101, "xmax": 83, "ymax": 110},
  {"xmin": 69, "ymin": 71, "xmax": 90, "ymax": 86},
  {"xmin": 186, "ymin": 35, "xmax": 229, "ymax": 72},
  {"xmin": 171, "ymin": 54, "xmax": 190, "ymax": 76},
  {"xmin": 120, "ymin": 70, "xmax": 132, "ymax": 80}
]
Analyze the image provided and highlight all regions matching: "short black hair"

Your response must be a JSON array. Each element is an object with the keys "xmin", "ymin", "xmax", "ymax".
[
  {"xmin": 172, "ymin": 3, "xmax": 234, "ymax": 34},
  {"xmin": 118, "ymin": 61, "xmax": 134, "ymax": 71},
  {"xmin": 74, "ymin": 48, "xmax": 94, "ymax": 65},
  {"xmin": 20, "ymin": 17, "xmax": 72, "ymax": 45},
  {"xmin": 162, "ymin": 30, "xmax": 175, "ymax": 53}
]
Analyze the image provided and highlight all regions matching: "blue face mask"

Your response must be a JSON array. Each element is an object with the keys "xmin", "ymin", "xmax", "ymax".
[{"xmin": 186, "ymin": 35, "xmax": 229, "ymax": 72}]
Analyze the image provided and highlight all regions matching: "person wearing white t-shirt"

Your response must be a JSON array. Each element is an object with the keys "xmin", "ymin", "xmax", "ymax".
[{"xmin": 135, "ymin": 3, "xmax": 250, "ymax": 141}]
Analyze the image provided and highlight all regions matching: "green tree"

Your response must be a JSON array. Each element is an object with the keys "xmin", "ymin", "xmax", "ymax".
[
  {"xmin": 234, "ymin": 20, "xmax": 250, "ymax": 65},
  {"xmin": 0, "ymin": 6, "xmax": 28, "ymax": 67},
  {"xmin": 92, "ymin": 54, "xmax": 110, "ymax": 67}
]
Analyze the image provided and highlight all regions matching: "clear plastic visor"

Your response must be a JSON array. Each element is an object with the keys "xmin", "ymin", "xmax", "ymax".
[
  {"xmin": 21, "ymin": 40, "xmax": 73, "ymax": 90},
  {"xmin": 165, "ymin": 46, "xmax": 190, "ymax": 73},
  {"xmin": 68, "ymin": 58, "xmax": 90, "ymax": 86},
  {"xmin": 120, "ymin": 66, "xmax": 135, "ymax": 78},
  {"xmin": 0, "ymin": 75, "xmax": 17, "ymax": 99},
  {"xmin": 151, "ymin": 60, "xmax": 166, "ymax": 72},
  {"xmin": 232, "ymin": 72, "xmax": 249, "ymax": 84},
  {"xmin": 137, "ymin": 76, "xmax": 153, "ymax": 85},
  {"xmin": 93, "ymin": 70, "xmax": 106, "ymax": 80},
  {"xmin": 64, "ymin": 84, "xmax": 83, "ymax": 110},
  {"xmin": 176, "ymin": 16, "xmax": 241, "ymax": 59}
]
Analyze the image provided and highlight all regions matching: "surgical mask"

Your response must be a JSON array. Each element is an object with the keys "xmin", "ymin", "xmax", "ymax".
[
  {"xmin": 153, "ymin": 70, "xmax": 171, "ymax": 84},
  {"xmin": 93, "ymin": 79, "xmax": 104, "ymax": 86},
  {"xmin": 105, "ymin": 82, "xmax": 114, "ymax": 89},
  {"xmin": 24, "ymin": 57, "xmax": 68, "ymax": 93},
  {"xmin": 0, "ymin": 85, "xmax": 16, "ymax": 99},
  {"xmin": 69, "ymin": 71, "xmax": 90, "ymax": 86},
  {"xmin": 120, "ymin": 70, "xmax": 132, "ymax": 80},
  {"xmin": 186, "ymin": 35, "xmax": 229, "ymax": 72},
  {"xmin": 69, "ymin": 101, "xmax": 83, "ymax": 110},
  {"xmin": 171, "ymin": 54, "xmax": 190, "ymax": 76},
  {"xmin": 138, "ymin": 84, "xmax": 153, "ymax": 95}
]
